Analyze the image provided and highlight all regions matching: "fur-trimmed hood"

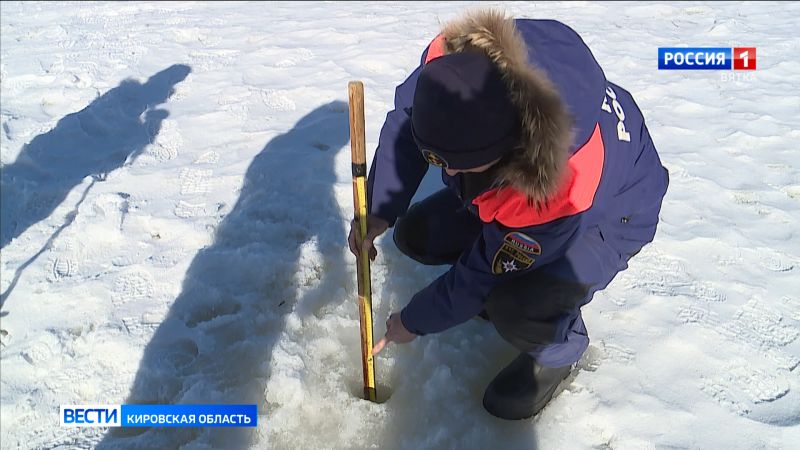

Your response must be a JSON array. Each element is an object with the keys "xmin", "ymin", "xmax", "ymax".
[{"xmin": 433, "ymin": 10, "xmax": 607, "ymax": 203}]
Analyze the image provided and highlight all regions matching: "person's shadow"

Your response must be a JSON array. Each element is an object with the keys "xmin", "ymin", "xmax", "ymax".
[
  {"xmin": 97, "ymin": 101, "xmax": 352, "ymax": 449},
  {"xmin": 0, "ymin": 64, "xmax": 192, "ymax": 307}
]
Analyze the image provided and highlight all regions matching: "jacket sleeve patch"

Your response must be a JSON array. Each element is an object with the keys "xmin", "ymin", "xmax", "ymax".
[{"xmin": 492, "ymin": 243, "xmax": 533, "ymax": 274}]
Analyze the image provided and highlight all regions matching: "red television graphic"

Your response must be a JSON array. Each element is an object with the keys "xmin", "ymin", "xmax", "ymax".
[{"xmin": 733, "ymin": 47, "xmax": 757, "ymax": 70}]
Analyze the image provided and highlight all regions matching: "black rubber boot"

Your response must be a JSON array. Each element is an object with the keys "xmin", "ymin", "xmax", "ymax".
[{"xmin": 483, "ymin": 353, "xmax": 572, "ymax": 420}]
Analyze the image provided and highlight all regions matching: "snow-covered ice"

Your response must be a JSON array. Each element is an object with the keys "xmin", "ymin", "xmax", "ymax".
[{"xmin": 1, "ymin": 1, "xmax": 798, "ymax": 449}]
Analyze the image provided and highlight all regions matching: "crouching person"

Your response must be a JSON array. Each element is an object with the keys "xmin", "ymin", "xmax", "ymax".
[{"xmin": 348, "ymin": 10, "xmax": 669, "ymax": 420}]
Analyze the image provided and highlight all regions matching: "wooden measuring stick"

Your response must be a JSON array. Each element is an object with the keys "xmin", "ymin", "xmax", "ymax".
[{"xmin": 348, "ymin": 81, "xmax": 377, "ymax": 402}]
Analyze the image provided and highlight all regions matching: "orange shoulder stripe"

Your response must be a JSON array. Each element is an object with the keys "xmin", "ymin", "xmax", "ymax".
[
  {"xmin": 424, "ymin": 34, "xmax": 446, "ymax": 65},
  {"xmin": 472, "ymin": 123, "xmax": 605, "ymax": 228}
]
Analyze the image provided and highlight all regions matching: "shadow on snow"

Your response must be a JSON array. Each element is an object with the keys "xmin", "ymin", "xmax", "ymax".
[
  {"xmin": 0, "ymin": 64, "xmax": 192, "ymax": 309},
  {"xmin": 97, "ymin": 101, "xmax": 352, "ymax": 449}
]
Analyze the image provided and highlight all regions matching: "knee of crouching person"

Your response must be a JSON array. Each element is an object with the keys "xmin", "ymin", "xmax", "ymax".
[
  {"xmin": 485, "ymin": 272, "xmax": 591, "ymax": 352},
  {"xmin": 392, "ymin": 215, "xmax": 425, "ymax": 262},
  {"xmin": 392, "ymin": 213, "xmax": 459, "ymax": 266},
  {"xmin": 484, "ymin": 293, "xmax": 556, "ymax": 352}
]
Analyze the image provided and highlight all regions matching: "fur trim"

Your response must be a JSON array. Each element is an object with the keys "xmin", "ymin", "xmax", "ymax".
[{"xmin": 438, "ymin": 9, "xmax": 573, "ymax": 203}]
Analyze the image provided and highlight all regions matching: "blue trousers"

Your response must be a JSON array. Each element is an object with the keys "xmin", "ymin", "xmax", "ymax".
[{"xmin": 394, "ymin": 189, "xmax": 642, "ymax": 367}]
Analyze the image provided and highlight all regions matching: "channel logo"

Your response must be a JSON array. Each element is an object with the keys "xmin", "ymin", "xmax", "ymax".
[
  {"xmin": 60, "ymin": 405, "xmax": 120, "ymax": 427},
  {"xmin": 658, "ymin": 47, "xmax": 756, "ymax": 70},
  {"xmin": 60, "ymin": 404, "xmax": 258, "ymax": 427}
]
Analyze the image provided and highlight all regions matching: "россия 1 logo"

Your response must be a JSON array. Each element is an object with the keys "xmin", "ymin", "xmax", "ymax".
[{"xmin": 658, "ymin": 47, "xmax": 756, "ymax": 70}]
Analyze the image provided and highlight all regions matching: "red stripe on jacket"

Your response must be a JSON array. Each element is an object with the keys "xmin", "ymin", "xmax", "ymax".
[
  {"xmin": 473, "ymin": 123, "xmax": 605, "ymax": 228},
  {"xmin": 424, "ymin": 35, "xmax": 446, "ymax": 64}
]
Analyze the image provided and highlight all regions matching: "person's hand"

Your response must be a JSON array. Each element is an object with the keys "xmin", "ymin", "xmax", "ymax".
[
  {"xmin": 372, "ymin": 312, "xmax": 417, "ymax": 355},
  {"xmin": 348, "ymin": 214, "xmax": 389, "ymax": 261}
]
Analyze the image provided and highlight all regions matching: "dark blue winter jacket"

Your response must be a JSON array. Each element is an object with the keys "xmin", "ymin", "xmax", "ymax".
[{"xmin": 367, "ymin": 17, "xmax": 669, "ymax": 335}]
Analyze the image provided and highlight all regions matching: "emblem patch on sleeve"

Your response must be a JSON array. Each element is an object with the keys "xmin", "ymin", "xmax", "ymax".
[{"xmin": 491, "ymin": 232, "xmax": 541, "ymax": 275}]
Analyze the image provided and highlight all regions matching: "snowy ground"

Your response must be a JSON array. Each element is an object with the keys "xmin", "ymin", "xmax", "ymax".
[{"xmin": 1, "ymin": 1, "xmax": 798, "ymax": 449}]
